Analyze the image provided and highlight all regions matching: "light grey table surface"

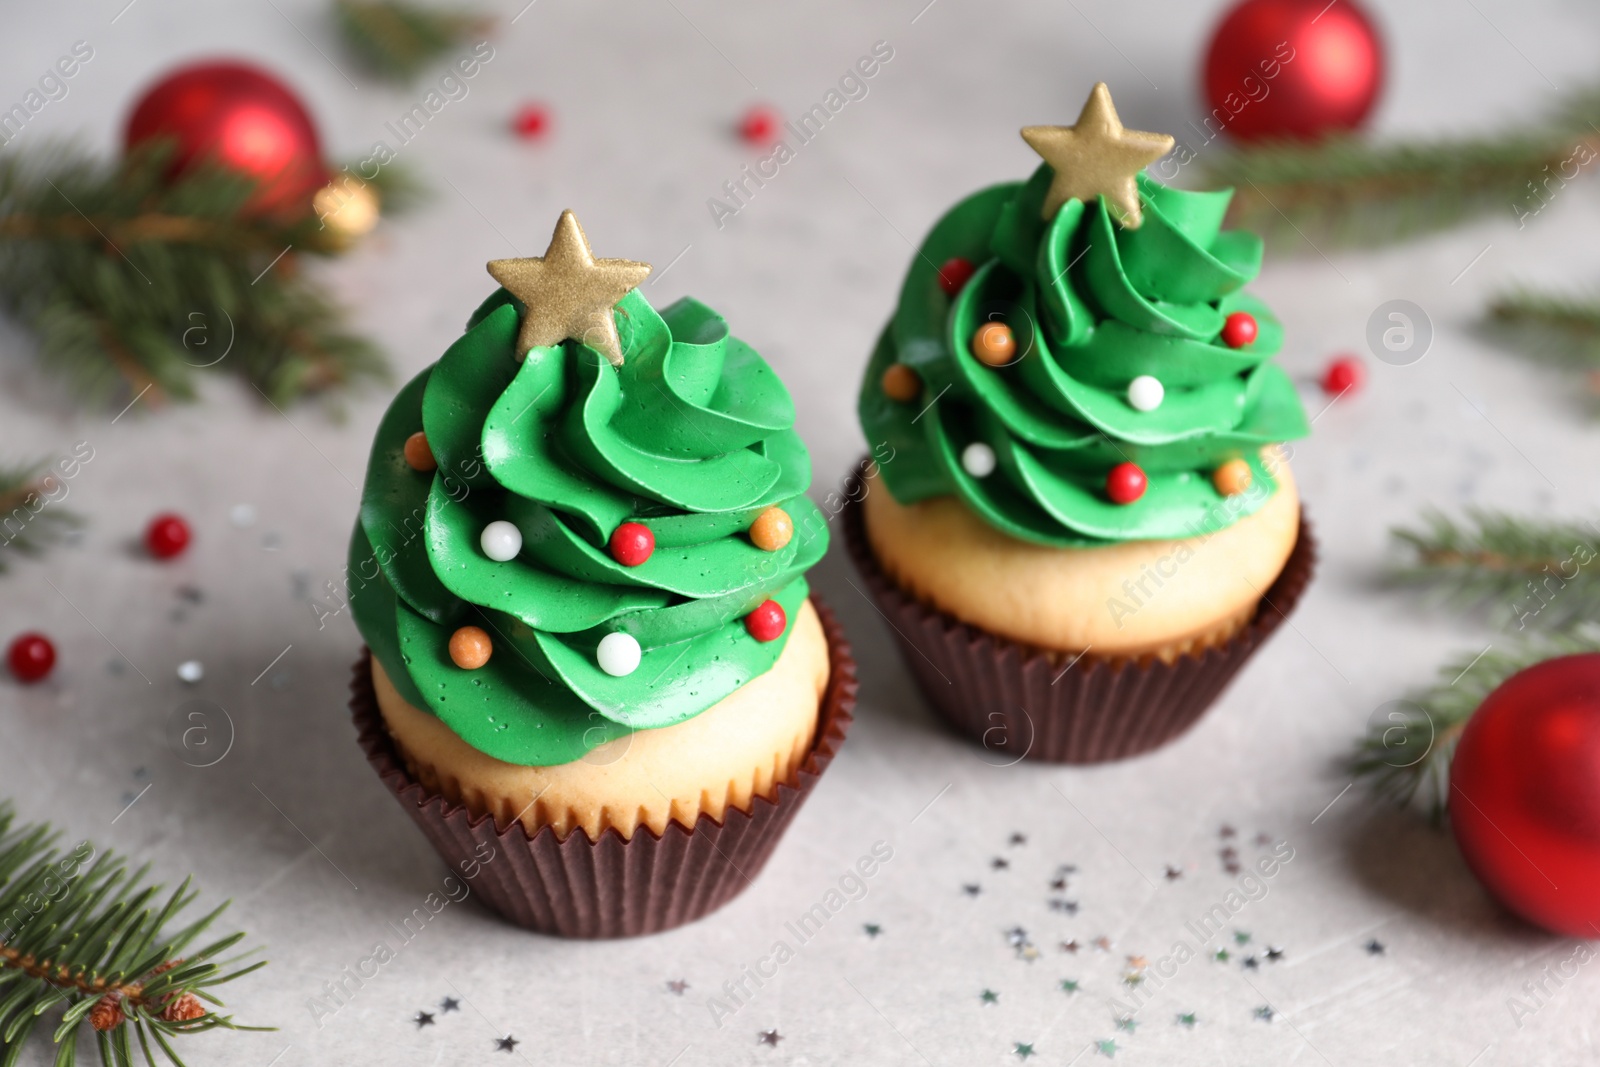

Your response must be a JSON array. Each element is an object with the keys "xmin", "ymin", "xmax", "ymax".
[{"xmin": 4, "ymin": 1, "xmax": 1600, "ymax": 1064}]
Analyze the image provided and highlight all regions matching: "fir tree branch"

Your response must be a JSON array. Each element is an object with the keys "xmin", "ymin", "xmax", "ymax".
[
  {"xmin": 1203, "ymin": 82, "xmax": 1600, "ymax": 249},
  {"xmin": 0, "ymin": 142, "xmax": 391, "ymax": 408},
  {"xmin": 1350, "ymin": 627, "xmax": 1600, "ymax": 820},
  {"xmin": 0, "ymin": 461, "xmax": 81, "ymax": 572},
  {"xmin": 334, "ymin": 0, "xmax": 492, "ymax": 83},
  {"xmin": 0, "ymin": 801, "xmax": 268, "ymax": 1066},
  {"xmin": 1486, "ymin": 288, "xmax": 1600, "ymax": 369},
  {"xmin": 1389, "ymin": 509, "xmax": 1600, "ymax": 630}
]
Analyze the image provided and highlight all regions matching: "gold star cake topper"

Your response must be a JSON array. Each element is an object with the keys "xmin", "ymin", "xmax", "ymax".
[
  {"xmin": 487, "ymin": 210, "xmax": 652, "ymax": 367},
  {"xmin": 1021, "ymin": 83, "xmax": 1175, "ymax": 228}
]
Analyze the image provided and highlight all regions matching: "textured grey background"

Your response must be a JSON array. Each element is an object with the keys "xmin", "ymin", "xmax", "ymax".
[{"xmin": 4, "ymin": 1, "xmax": 1600, "ymax": 1064}]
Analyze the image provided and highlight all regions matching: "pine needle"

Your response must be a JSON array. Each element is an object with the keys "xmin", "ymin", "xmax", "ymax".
[
  {"xmin": 1389, "ymin": 509, "xmax": 1600, "ymax": 631},
  {"xmin": 1486, "ymin": 288, "xmax": 1600, "ymax": 369},
  {"xmin": 0, "ymin": 141, "xmax": 391, "ymax": 409},
  {"xmin": 0, "ymin": 801, "xmax": 268, "ymax": 1066},
  {"xmin": 1349, "ymin": 626, "xmax": 1600, "ymax": 820},
  {"xmin": 1204, "ymin": 82, "xmax": 1600, "ymax": 249},
  {"xmin": 334, "ymin": 0, "xmax": 492, "ymax": 83},
  {"xmin": 0, "ymin": 461, "xmax": 81, "ymax": 572}
]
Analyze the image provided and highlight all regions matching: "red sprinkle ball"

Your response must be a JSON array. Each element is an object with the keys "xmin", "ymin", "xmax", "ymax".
[
  {"xmin": 1106, "ymin": 462, "xmax": 1148, "ymax": 505},
  {"xmin": 609, "ymin": 522, "xmax": 655, "ymax": 567},
  {"xmin": 739, "ymin": 105, "xmax": 779, "ymax": 144},
  {"xmin": 745, "ymin": 600, "xmax": 787, "ymax": 643},
  {"xmin": 1219, "ymin": 311, "xmax": 1258, "ymax": 349},
  {"xmin": 1321, "ymin": 354, "xmax": 1366, "ymax": 396},
  {"xmin": 937, "ymin": 257, "xmax": 976, "ymax": 296},
  {"xmin": 8, "ymin": 632, "xmax": 55, "ymax": 684},
  {"xmin": 512, "ymin": 103, "xmax": 550, "ymax": 140},
  {"xmin": 145, "ymin": 513, "xmax": 192, "ymax": 560}
]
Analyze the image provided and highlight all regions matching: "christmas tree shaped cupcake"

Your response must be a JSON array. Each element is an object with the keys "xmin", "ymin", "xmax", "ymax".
[
  {"xmin": 348, "ymin": 211, "xmax": 854, "ymax": 937},
  {"xmin": 850, "ymin": 84, "xmax": 1314, "ymax": 763}
]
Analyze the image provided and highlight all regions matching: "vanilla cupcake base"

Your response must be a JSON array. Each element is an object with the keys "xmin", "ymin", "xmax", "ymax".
[
  {"xmin": 862, "ymin": 456, "xmax": 1301, "ymax": 659},
  {"xmin": 372, "ymin": 599, "xmax": 830, "ymax": 842}
]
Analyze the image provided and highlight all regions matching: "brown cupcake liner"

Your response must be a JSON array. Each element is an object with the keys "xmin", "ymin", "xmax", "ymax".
[
  {"xmin": 349, "ymin": 601, "xmax": 856, "ymax": 939},
  {"xmin": 842, "ymin": 471, "xmax": 1316, "ymax": 764}
]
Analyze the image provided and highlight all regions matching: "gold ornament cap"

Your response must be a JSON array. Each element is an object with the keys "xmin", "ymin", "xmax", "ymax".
[
  {"xmin": 487, "ymin": 210, "xmax": 652, "ymax": 367},
  {"xmin": 1021, "ymin": 83, "xmax": 1175, "ymax": 228}
]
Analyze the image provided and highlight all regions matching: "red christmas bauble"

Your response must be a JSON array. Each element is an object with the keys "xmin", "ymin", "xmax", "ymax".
[
  {"xmin": 8, "ymin": 633, "xmax": 56, "ymax": 684},
  {"xmin": 609, "ymin": 522, "xmax": 655, "ymax": 567},
  {"xmin": 745, "ymin": 600, "xmax": 787, "ymax": 643},
  {"xmin": 1202, "ymin": 0, "xmax": 1384, "ymax": 141},
  {"xmin": 146, "ymin": 513, "xmax": 192, "ymax": 559},
  {"xmin": 124, "ymin": 60, "xmax": 327, "ymax": 213},
  {"xmin": 1105, "ymin": 463, "xmax": 1147, "ymax": 505},
  {"xmin": 1321, "ymin": 355, "xmax": 1365, "ymax": 396},
  {"xmin": 1449, "ymin": 654, "xmax": 1600, "ymax": 937},
  {"xmin": 1220, "ymin": 311, "xmax": 1258, "ymax": 348}
]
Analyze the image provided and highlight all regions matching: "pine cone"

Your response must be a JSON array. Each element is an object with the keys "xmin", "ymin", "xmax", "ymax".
[
  {"xmin": 160, "ymin": 993, "xmax": 205, "ymax": 1023},
  {"xmin": 89, "ymin": 995, "xmax": 124, "ymax": 1032}
]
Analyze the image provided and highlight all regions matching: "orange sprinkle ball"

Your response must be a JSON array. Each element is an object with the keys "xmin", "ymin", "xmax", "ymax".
[
  {"xmin": 403, "ymin": 431, "xmax": 436, "ymax": 472},
  {"xmin": 971, "ymin": 322, "xmax": 1016, "ymax": 367},
  {"xmin": 749, "ymin": 506, "xmax": 794, "ymax": 551},
  {"xmin": 449, "ymin": 625, "xmax": 493, "ymax": 670},
  {"xmin": 880, "ymin": 362, "xmax": 922, "ymax": 402},
  {"xmin": 1213, "ymin": 458, "xmax": 1253, "ymax": 496}
]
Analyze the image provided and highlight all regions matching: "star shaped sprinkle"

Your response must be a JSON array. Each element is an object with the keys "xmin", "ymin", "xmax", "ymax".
[
  {"xmin": 1005, "ymin": 927, "xmax": 1029, "ymax": 948},
  {"xmin": 1213, "ymin": 948, "xmax": 1230, "ymax": 964},
  {"xmin": 1254, "ymin": 1006, "xmax": 1276, "ymax": 1023},
  {"xmin": 981, "ymin": 989, "xmax": 1000, "ymax": 1005},
  {"xmin": 1060, "ymin": 979, "xmax": 1080, "ymax": 995},
  {"xmin": 1009, "ymin": 832, "xmax": 1027, "ymax": 846},
  {"xmin": 1177, "ymin": 1012, "xmax": 1198, "ymax": 1028},
  {"xmin": 963, "ymin": 883, "xmax": 982, "ymax": 897},
  {"xmin": 992, "ymin": 857, "xmax": 1010, "ymax": 870},
  {"xmin": 1020, "ymin": 83, "xmax": 1173, "ymax": 227},
  {"xmin": 1233, "ymin": 930, "xmax": 1252, "ymax": 945},
  {"xmin": 1060, "ymin": 939, "xmax": 1080, "ymax": 954},
  {"xmin": 1116, "ymin": 1017, "xmax": 1139, "ymax": 1034},
  {"xmin": 1122, "ymin": 973, "xmax": 1144, "ymax": 988},
  {"xmin": 495, "ymin": 1035, "xmax": 519, "ymax": 1053},
  {"xmin": 1242, "ymin": 955, "xmax": 1259, "ymax": 971},
  {"xmin": 1049, "ymin": 899, "xmax": 1079, "ymax": 915},
  {"xmin": 439, "ymin": 997, "xmax": 460, "ymax": 1013},
  {"xmin": 1013, "ymin": 1042, "xmax": 1035, "ymax": 1059},
  {"xmin": 485, "ymin": 210, "xmax": 652, "ymax": 367},
  {"xmin": 413, "ymin": 1011, "xmax": 435, "ymax": 1028},
  {"xmin": 1265, "ymin": 946, "xmax": 1285, "ymax": 963},
  {"xmin": 667, "ymin": 980, "xmax": 689, "ymax": 995},
  {"xmin": 1097, "ymin": 1039, "xmax": 1118, "ymax": 1058},
  {"xmin": 1092, "ymin": 936, "xmax": 1113, "ymax": 952},
  {"xmin": 1163, "ymin": 865, "xmax": 1183, "ymax": 881},
  {"xmin": 1050, "ymin": 877, "xmax": 1070, "ymax": 891},
  {"xmin": 1126, "ymin": 955, "xmax": 1148, "ymax": 972},
  {"xmin": 1219, "ymin": 824, "xmax": 1237, "ymax": 839},
  {"xmin": 759, "ymin": 1030, "xmax": 782, "ymax": 1046},
  {"xmin": 1365, "ymin": 939, "xmax": 1386, "ymax": 956},
  {"xmin": 863, "ymin": 923, "xmax": 883, "ymax": 938}
]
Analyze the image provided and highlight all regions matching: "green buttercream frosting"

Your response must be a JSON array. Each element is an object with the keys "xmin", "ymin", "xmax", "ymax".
[
  {"xmin": 859, "ymin": 166, "xmax": 1310, "ymax": 546},
  {"xmin": 350, "ymin": 286, "xmax": 824, "ymax": 765}
]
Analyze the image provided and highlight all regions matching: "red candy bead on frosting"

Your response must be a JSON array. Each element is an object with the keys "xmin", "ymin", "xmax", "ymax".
[
  {"xmin": 146, "ymin": 513, "xmax": 191, "ymax": 559},
  {"xmin": 8, "ymin": 633, "xmax": 55, "ymax": 683},
  {"xmin": 609, "ymin": 522, "xmax": 655, "ymax": 567},
  {"xmin": 937, "ymin": 257, "xmax": 976, "ymax": 296},
  {"xmin": 1219, "ymin": 311, "xmax": 1258, "ymax": 349},
  {"xmin": 739, "ymin": 106, "xmax": 779, "ymax": 144},
  {"xmin": 1106, "ymin": 462, "xmax": 1148, "ymax": 505},
  {"xmin": 512, "ymin": 103, "xmax": 549, "ymax": 139},
  {"xmin": 745, "ymin": 600, "xmax": 787, "ymax": 642}
]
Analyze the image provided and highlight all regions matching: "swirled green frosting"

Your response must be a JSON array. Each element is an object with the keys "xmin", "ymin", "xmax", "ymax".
[
  {"xmin": 859, "ymin": 166, "xmax": 1309, "ymax": 546},
  {"xmin": 349, "ymin": 287, "xmax": 825, "ymax": 765}
]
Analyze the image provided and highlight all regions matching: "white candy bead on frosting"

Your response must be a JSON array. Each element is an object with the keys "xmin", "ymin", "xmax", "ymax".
[
  {"xmin": 597, "ymin": 631, "xmax": 642, "ymax": 677},
  {"xmin": 1127, "ymin": 374, "xmax": 1164, "ymax": 412},
  {"xmin": 961, "ymin": 442, "xmax": 997, "ymax": 478},
  {"xmin": 480, "ymin": 520, "xmax": 523, "ymax": 562}
]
